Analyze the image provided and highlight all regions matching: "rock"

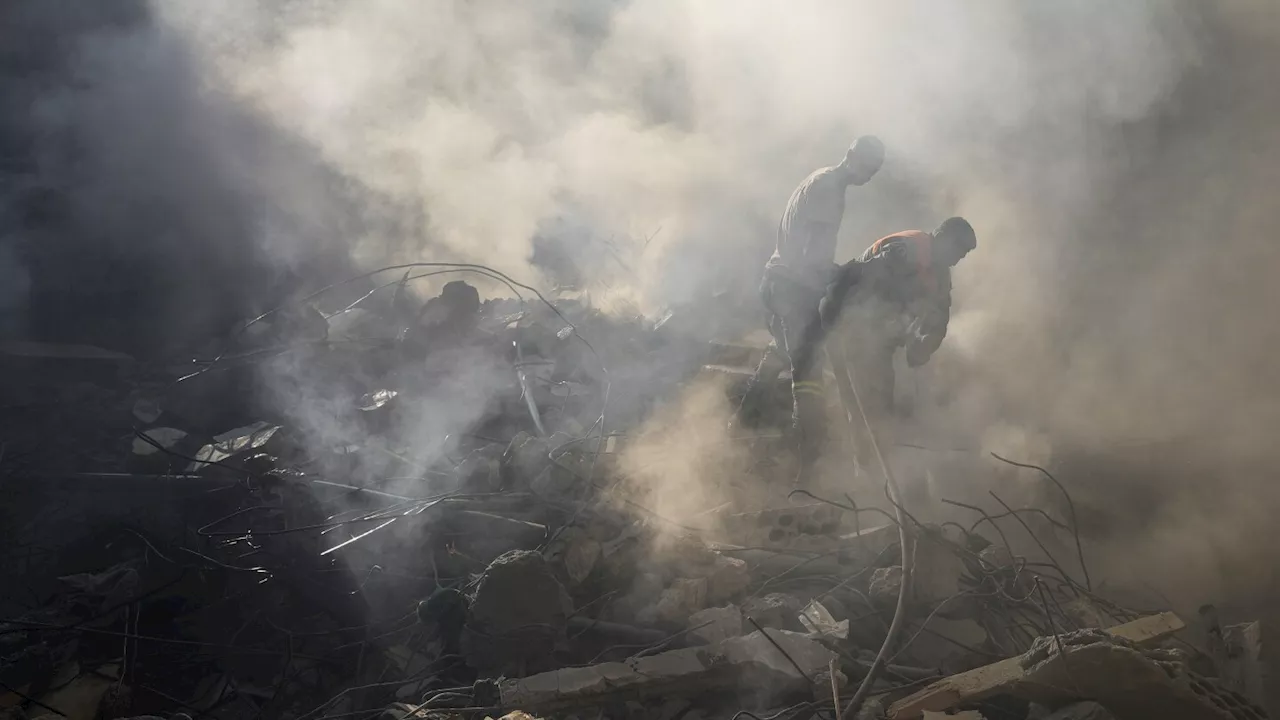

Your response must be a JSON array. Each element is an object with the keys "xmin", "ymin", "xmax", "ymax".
[
  {"xmin": 649, "ymin": 578, "xmax": 708, "ymax": 625},
  {"xmin": 462, "ymin": 550, "xmax": 574, "ymax": 678},
  {"xmin": 545, "ymin": 528, "xmax": 602, "ymax": 586},
  {"xmin": 720, "ymin": 504, "xmax": 846, "ymax": 545},
  {"xmin": 721, "ymin": 629, "xmax": 837, "ymax": 691},
  {"xmin": 1222, "ymin": 621, "xmax": 1272, "ymax": 713},
  {"xmin": 716, "ymin": 523, "xmax": 899, "ymax": 581},
  {"xmin": 742, "ymin": 593, "xmax": 806, "ymax": 632},
  {"xmin": 497, "ymin": 629, "xmax": 833, "ymax": 711},
  {"xmin": 688, "ymin": 605, "xmax": 743, "ymax": 645},
  {"xmin": 887, "ymin": 613, "xmax": 1272, "ymax": 720},
  {"xmin": 1041, "ymin": 702, "xmax": 1116, "ymax": 720},
  {"xmin": 1061, "ymin": 597, "xmax": 1112, "ymax": 630},
  {"xmin": 706, "ymin": 554, "xmax": 750, "ymax": 604},
  {"xmin": 498, "ymin": 646, "xmax": 723, "ymax": 710},
  {"xmin": 869, "ymin": 566, "xmax": 904, "ymax": 607},
  {"xmin": 609, "ymin": 572, "xmax": 665, "ymax": 623}
]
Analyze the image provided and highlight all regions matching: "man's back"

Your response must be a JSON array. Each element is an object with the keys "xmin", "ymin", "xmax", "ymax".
[{"xmin": 769, "ymin": 166, "xmax": 848, "ymax": 288}]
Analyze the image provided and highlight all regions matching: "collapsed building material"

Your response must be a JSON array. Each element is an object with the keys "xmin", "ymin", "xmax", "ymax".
[
  {"xmin": 716, "ymin": 522, "xmax": 901, "ymax": 587},
  {"xmin": 11, "ymin": 267, "xmax": 1277, "ymax": 720},
  {"xmin": 496, "ymin": 629, "xmax": 835, "ymax": 711},
  {"xmin": 1222, "ymin": 621, "xmax": 1275, "ymax": 716},
  {"xmin": 720, "ymin": 504, "xmax": 847, "ymax": 545},
  {"xmin": 688, "ymin": 605, "xmax": 744, "ymax": 645},
  {"xmin": 887, "ymin": 612, "xmax": 1245, "ymax": 719},
  {"xmin": 461, "ymin": 550, "xmax": 575, "ymax": 678}
]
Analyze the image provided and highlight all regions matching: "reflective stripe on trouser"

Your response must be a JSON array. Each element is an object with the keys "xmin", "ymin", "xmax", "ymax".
[
  {"xmin": 735, "ymin": 269, "xmax": 827, "ymax": 466},
  {"xmin": 792, "ymin": 380, "xmax": 825, "ymax": 397}
]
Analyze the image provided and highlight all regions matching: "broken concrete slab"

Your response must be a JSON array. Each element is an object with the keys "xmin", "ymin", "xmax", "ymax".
[
  {"xmin": 720, "ymin": 628, "xmax": 837, "ymax": 690},
  {"xmin": 711, "ymin": 522, "xmax": 900, "ymax": 583},
  {"xmin": 719, "ymin": 504, "xmax": 846, "ymax": 545},
  {"xmin": 742, "ymin": 593, "xmax": 806, "ymax": 632},
  {"xmin": 497, "ymin": 629, "xmax": 834, "ymax": 711},
  {"xmin": 688, "ymin": 605, "xmax": 743, "ymax": 646},
  {"xmin": 544, "ymin": 527, "xmax": 602, "ymax": 586},
  {"xmin": 888, "ymin": 613, "xmax": 1203, "ymax": 719},
  {"xmin": 647, "ymin": 577, "xmax": 709, "ymax": 625},
  {"xmin": 706, "ymin": 554, "xmax": 751, "ymax": 604},
  {"xmin": 1222, "ymin": 621, "xmax": 1272, "ymax": 715}
]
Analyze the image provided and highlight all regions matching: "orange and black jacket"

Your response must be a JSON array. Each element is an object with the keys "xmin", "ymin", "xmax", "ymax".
[{"xmin": 821, "ymin": 231, "xmax": 953, "ymax": 362}]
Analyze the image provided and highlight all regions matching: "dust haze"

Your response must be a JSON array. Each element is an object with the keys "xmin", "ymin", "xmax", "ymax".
[{"xmin": 5, "ymin": 1, "xmax": 1280, "ymax": 612}]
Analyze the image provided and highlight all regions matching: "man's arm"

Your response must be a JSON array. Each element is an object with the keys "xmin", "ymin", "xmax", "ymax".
[
  {"xmin": 905, "ymin": 274, "xmax": 952, "ymax": 367},
  {"xmin": 801, "ymin": 221, "xmax": 840, "ymax": 278},
  {"xmin": 819, "ymin": 244, "xmax": 909, "ymax": 328}
]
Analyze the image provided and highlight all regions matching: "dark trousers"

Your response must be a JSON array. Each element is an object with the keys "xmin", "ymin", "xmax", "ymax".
[{"xmin": 737, "ymin": 270, "xmax": 827, "ymax": 470}]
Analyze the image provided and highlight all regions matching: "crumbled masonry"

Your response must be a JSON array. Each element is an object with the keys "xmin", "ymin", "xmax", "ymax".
[{"xmin": 2, "ymin": 283, "xmax": 1272, "ymax": 720}]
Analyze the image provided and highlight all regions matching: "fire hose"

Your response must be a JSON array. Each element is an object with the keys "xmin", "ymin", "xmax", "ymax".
[{"xmin": 828, "ymin": 343, "xmax": 914, "ymax": 719}]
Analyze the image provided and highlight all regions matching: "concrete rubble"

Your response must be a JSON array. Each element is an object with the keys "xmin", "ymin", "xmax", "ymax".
[{"xmin": 4, "ymin": 282, "xmax": 1276, "ymax": 720}]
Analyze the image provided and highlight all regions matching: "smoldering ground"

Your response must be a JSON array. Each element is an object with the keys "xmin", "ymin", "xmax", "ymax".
[{"xmin": 5, "ymin": 0, "xmax": 1280, "ymax": 613}]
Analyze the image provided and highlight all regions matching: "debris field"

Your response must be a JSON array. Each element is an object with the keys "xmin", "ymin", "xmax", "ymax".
[{"xmin": 0, "ymin": 271, "xmax": 1273, "ymax": 720}]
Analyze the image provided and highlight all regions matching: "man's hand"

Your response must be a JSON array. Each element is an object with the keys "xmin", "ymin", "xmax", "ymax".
[{"xmin": 905, "ymin": 336, "xmax": 934, "ymax": 368}]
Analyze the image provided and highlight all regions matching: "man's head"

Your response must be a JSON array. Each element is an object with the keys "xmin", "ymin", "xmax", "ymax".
[
  {"xmin": 839, "ymin": 135, "xmax": 885, "ymax": 185},
  {"xmin": 931, "ymin": 216, "xmax": 976, "ymax": 266},
  {"xmin": 834, "ymin": 134, "xmax": 885, "ymax": 183}
]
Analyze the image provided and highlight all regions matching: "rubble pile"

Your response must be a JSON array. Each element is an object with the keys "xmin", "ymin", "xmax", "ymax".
[{"xmin": 1, "ymin": 276, "xmax": 1273, "ymax": 720}]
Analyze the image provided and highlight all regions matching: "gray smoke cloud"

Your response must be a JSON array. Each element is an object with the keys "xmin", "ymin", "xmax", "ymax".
[
  {"xmin": 149, "ymin": 0, "xmax": 1196, "ymax": 307},
  {"xmin": 8, "ymin": 0, "xmax": 1280, "ymax": 611}
]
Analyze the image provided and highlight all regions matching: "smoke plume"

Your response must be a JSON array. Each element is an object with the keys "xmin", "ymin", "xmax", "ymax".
[{"xmin": 6, "ymin": 0, "xmax": 1280, "ymax": 613}]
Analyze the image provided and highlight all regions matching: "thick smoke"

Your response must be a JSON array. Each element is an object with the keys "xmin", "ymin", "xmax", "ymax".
[{"xmin": 8, "ymin": 0, "xmax": 1280, "ymax": 612}]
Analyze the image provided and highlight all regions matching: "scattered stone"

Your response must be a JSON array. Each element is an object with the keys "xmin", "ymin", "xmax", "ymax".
[
  {"xmin": 721, "ymin": 629, "xmax": 838, "ymax": 691},
  {"xmin": 1060, "ymin": 597, "xmax": 1113, "ymax": 630},
  {"xmin": 462, "ymin": 550, "xmax": 574, "ymax": 678},
  {"xmin": 498, "ymin": 629, "xmax": 834, "ymax": 711},
  {"xmin": 869, "ymin": 566, "xmax": 905, "ymax": 607},
  {"xmin": 688, "ymin": 605, "xmax": 743, "ymax": 645},
  {"xmin": 498, "ymin": 646, "xmax": 723, "ymax": 710},
  {"xmin": 742, "ymin": 593, "xmax": 806, "ymax": 632},
  {"xmin": 1222, "ymin": 621, "xmax": 1271, "ymax": 713},
  {"xmin": 706, "ymin": 554, "xmax": 751, "ymax": 604},
  {"xmin": 545, "ymin": 527, "xmax": 602, "ymax": 586},
  {"xmin": 648, "ymin": 578, "xmax": 709, "ymax": 625},
  {"xmin": 720, "ymin": 504, "xmax": 845, "ymax": 545},
  {"xmin": 889, "ymin": 613, "xmax": 1196, "ymax": 719}
]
